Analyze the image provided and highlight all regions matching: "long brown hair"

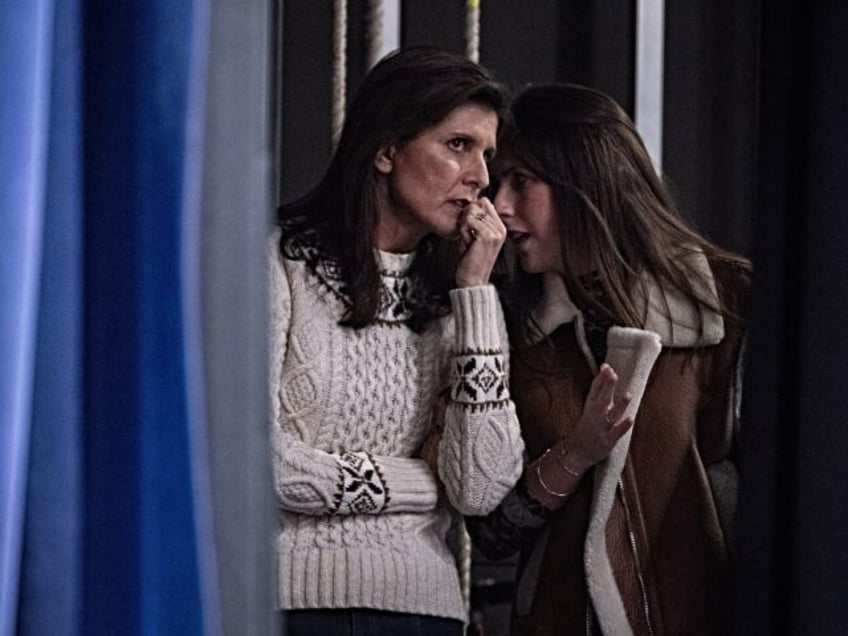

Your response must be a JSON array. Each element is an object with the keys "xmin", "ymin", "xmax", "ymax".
[
  {"xmin": 500, "ymin": 83, "xmax": 750, "ymax": 345},
  {"xmin": 278, "ymin": 47, "xmax": 507, "ymax": 331}
]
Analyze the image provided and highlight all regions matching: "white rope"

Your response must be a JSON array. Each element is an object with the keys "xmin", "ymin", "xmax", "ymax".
[
  {"xmin": 461, "ymin": 5, "xmax": 481, "ymax": 614},
  {"xmin": 465, "ymin": 0, "xmax": 480, "ymax": 62},
  {"xmin": 366, "ymin": 0, "xmax": 383, "ymax": 70},
  {"xmin": 336, "ymin": 0, "xmax": 479, "ymax": 612},
  {"xmin": 332, "ymin": 0, "xmax": 347, "ymax": 148},
  {"xmin": 459, "ymin": 519, "xmax": 472, "ymax": 613}
]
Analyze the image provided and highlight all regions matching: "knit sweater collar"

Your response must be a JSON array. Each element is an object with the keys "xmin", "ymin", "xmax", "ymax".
[
  {"xmin": 376, "ymin": 248, "xmax": 415, "ymax": 276},
  {"xmin": 532, "ymin": 247, "xmax": 725, "ymax": 348},
  {"xmin": 373, "ymin": 249, "xmax": 416, "ymax": 324},
  {"xmin": 283, "ymin": 232, "xmax": 418, "ymax": 324}
]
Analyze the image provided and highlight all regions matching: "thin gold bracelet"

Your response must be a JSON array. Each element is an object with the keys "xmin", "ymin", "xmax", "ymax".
[
  {"xmin": 535, "ymin": 448, "xmax": 573, "ymax": 498},
  {"xmin": 556, "ymin": 445, "xmax": 582, "ymax": 478}
]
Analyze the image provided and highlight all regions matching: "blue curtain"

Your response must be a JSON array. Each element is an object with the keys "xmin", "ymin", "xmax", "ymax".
[
  {"xmin": 0, "ymin": 1, "xmax": 217, "ymax": 634},
  {"xmin": 0, "ymin": 2, "xmax": 55, "ymax": 634}
]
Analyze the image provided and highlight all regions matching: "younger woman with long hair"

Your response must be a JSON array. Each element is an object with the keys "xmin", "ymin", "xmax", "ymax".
[{"xmin": 467, "ymin": 83, "xmax": 750, "ymax": 635}]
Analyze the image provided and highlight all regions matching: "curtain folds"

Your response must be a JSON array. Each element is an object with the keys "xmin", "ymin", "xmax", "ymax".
[
  {"xmin": 0, "ymin": 2, "xmax": 55, "ymax": 635},
  {"xmin": 81, "ymin": 3, "xmax": 209, "ymax": 633},
  {"xmin": 734, "ymin": 1, "xmax": 848, "ymax": 633},
  {"xmin": 0, "ymin": 1, "xmax": 275, "ymax": 634},
  {"xmin": 15, "ymin": 0, "xmax": 83, "ymax": 634}
]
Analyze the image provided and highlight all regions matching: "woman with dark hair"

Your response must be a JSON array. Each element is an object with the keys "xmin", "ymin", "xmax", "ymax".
[
  {"xmin": 467, "ymin": 83, "xmax": 750, "ymax": 635},
  {"xmin": 269, "ymin": 47, "xmax": 524, "ymax": 635}
]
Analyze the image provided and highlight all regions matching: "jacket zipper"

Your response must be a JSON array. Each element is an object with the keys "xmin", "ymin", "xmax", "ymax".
[{"xmin": 617, "ymin": 479, "xmax": 655, "ymax": 636}]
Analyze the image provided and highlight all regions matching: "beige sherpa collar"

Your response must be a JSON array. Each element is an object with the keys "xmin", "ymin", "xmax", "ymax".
[{"xmin": 531, "ymin": 247, "xmax": 724, "ymax": 348}]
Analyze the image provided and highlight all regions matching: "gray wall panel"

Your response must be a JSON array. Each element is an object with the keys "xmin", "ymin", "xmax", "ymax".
[{"xmin": 201, "ymin": 1, "xmax": 276, "ymax": 634}]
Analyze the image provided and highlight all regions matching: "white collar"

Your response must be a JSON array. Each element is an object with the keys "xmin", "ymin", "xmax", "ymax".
[
  {"xmin": 531, "ymin": 248, "xmax": 724, "ymax": 348},
  {"xmin": 376, "ymin": 248, "xmax": 415, "ymax": 275}
]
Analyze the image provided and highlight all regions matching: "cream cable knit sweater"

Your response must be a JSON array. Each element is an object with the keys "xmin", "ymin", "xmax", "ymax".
[{"xmin": 269, "ymin": 232, "xmax": 524, "ymax": 620}]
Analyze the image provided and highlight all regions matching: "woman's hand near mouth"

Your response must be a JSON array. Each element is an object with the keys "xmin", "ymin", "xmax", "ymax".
[{"xmin": 455, "ymin": 197, "xmax": 506, "ymax": 288}]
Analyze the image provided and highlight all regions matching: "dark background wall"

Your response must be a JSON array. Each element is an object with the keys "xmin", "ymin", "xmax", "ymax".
[
  {"xmin": 734, "ymin": 2, "xmax": 848, "ymax": 633},
  {"xmin": 278, "ymin": 0, "xmax": 758, "ymax": 256},
  {"xmin": 664, "ymin": 0, "xmax": 759, "ymax": 254}
]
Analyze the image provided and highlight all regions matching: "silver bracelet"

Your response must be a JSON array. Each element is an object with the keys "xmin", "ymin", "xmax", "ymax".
[{"xmin": 535, "ymin": 448, "xmax": 573, "ymax": 498}]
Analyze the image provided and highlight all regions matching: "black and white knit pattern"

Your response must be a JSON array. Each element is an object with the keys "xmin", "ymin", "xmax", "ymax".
[
  {"xmin": 282, "ymin": 235, "xmax": 420, "ymax": 325},
  {"xmin": 451, "ymin": 350, "xmax": 508, "ymax": 407},
  {"xmin": 333, "ymin": 451, "xmax": 389, "ymax": 514}
]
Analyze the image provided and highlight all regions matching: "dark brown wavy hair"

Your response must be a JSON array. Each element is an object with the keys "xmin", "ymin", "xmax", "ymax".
[
  {"xmin": 278, "ymin": 47, "xmax": 507, "ymax": 331},
  {"xmin": 499, "ymin": 83, "xmax": 750, "ymax": 346}
]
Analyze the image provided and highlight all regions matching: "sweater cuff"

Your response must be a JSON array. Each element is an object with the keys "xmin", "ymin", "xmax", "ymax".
[
  {"xmin": 449, "ymin": 285, "xmax": 503, "ymax": 352},
  {"xmin": 331, "ymin": 451, "xmax": 389, "ymax": 514},
  {"xmin": 377, "ymin": 456, "xmax": 439, "ymax": 513}
]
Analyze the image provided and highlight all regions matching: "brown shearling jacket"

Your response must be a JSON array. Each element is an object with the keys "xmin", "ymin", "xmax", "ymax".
[{"xmin": 473, "ymin": 252, "xmax": 749, "ymax": 636}]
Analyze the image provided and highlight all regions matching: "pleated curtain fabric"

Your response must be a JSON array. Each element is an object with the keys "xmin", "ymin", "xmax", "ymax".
[
  {"xmin": 12, "ymin": 1, "xmax": 84, "ymax": 635},
  {"xmin": 734, "ymin": 1, "xmax": 848, "ymax": 633},
  {"xmin": 1, "ymin": 2, "xmax": 59, "ymax": 635},
  {"xmin": 80, "ymin": 2, "xmax": 211, "ymax": 634},
  {"xmin": 0, "ymin": 1, "xmax": 260, "ymax": 634}
]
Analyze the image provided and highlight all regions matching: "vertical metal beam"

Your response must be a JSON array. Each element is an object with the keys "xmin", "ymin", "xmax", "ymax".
[
  {"xmin": 376, "ymin": 0, "xmax": 401, "ymax": 63},
  {"xmin": 635, "ymin": 0, "xmax": 665, "ymax": 170}
]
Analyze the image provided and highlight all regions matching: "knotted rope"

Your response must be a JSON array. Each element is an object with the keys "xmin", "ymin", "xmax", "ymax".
[
  {"xmin": 465, "ymin": 0, "xmax": 480, "ymax": 62},
  {"xmin": 331, "ymin": 0, "xmax": 347, "ymax": 148}
]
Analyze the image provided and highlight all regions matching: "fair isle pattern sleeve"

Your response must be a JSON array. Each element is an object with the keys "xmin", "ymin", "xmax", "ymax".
[
  {"xmin": 332, "ymin": 451, "xmax": 389, "ymax": 514},
  {"xmin": 438, "ymin": 285, "xmax": 525, "ymax": 516},
  {"xmin": 451, "ymin": 350, "xmax": 508, "ymax": 406},
  {"xmin": 273, "ymin": 435, "xmax": 436, "ymax": 516}
]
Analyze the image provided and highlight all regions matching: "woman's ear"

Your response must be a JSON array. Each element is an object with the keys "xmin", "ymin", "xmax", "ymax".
[{"xmin": 374, "ymin": 145, "xmax": 396, "ymax": 174}]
